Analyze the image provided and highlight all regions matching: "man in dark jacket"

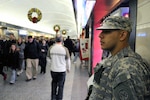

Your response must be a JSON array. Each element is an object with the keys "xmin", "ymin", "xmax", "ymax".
[
  {"xmin": 24, "ymin": 36, "xmax": 40, "ymax": 81},
  {"xmin": 0, "ymin": 39, "xmax": 7, "ymax": 80},
  {"xmin": 64, "ymin": 36, "xmax": 73, "ymax": 57}
]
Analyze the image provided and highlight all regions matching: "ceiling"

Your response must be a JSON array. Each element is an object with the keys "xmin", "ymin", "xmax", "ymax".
[
  {"xmin": 93, "ymin": 0, "xmax": 123, "ymax": 25},
  {"xmin": 0, "ymin": 0, "xmax": 77, "ymax": 38}
]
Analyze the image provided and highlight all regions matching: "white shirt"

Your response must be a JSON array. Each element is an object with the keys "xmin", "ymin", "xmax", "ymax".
[{"xmin": 47, "ymin": 43, "xmax": 71, "ymax": 72}]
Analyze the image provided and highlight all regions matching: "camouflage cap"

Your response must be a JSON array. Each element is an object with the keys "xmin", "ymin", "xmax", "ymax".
[{"xmin": 96, "ymin": 16, "xmax": 132, "ymax": 33}]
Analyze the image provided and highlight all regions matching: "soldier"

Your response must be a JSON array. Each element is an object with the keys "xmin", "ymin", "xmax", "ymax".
[{"xmin": 88, "ymin": 16, "xmax": 150, "ymax": 100}]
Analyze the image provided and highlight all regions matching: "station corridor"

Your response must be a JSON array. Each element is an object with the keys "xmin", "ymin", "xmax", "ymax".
[{"xmin": 0, "ymin": 58, "xmax": 89, "ymax": 100}]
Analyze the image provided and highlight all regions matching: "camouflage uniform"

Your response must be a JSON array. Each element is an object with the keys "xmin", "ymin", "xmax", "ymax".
[
  {"xmin": 96, "ymin": 16, "xmax": 132, "ymax": 33},
  {"xmin": 89, "ymin": 46, "xmax": 150, "ymax": 100},
  {"xmin": 89, "ymin": 16, "xmax": 150, "ymax": 100}
]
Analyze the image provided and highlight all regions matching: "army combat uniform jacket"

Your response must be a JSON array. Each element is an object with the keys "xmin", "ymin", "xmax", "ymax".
[{"xmin": 89, "ymin": 46, "xmax": 150, "ymax": 100}]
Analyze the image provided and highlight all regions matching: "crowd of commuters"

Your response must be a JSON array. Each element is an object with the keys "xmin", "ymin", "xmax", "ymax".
[
  {"xmin": 0, "ymin": 32, "xmax": 81, "ymax": 100},
  {"xmin": 0, "ymin": 34, "xmax": 61, "ymax": 82}
]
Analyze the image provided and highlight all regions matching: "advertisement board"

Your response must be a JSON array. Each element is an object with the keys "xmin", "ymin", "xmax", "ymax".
[{"xmin": 80, "ymin": 38, "xmax": 89, "ymax": 60}]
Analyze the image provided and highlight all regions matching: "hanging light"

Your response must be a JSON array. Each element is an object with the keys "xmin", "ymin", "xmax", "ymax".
[
  {"xmin": 62, "ymin": 30, "xmax": 67, "ymax": 35},
  {"xmin": 53, "ymin": 25, "xmax": 60, "ymax": 34}
]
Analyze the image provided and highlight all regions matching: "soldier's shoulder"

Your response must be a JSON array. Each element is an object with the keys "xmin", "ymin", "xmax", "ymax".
[{"xmin": 114, "ymin": 56, "xmax": 139, "ymax": 69}]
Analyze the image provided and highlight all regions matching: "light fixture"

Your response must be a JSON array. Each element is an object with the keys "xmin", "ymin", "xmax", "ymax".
[
  {"xmin": 62, "ymin": 30, "xmax": 67, "ymax": 35},
  {"xmin": 53, "ymin": 25, "xmax": 60, "ymax": 34}
]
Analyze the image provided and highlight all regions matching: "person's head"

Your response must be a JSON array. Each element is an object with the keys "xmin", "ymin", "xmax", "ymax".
[
  {"xmin": 97, "ymin": 16, "xmax": 132, "ymax": 55},
  {"xmin": 18, "ymin": 37, "xmax": 23, "ymax": 43},
  {"xmin": 55, "ymin": 34, "xmax": 63, "ymax": 43},
  {"xmin": 10, "ymin": 43, "xmax": 17, "ymax": 51},
  {"xmin": 42, "ymin": 39, "xmax": 46, "ymax": 45},
  {"xmin": 9, "ymin": 33, "xmax": 15, "ymax": 40},
  {"xmin": 67, "ymin": 36, "xmax": 70, "ymax": 39},
  {"xmin": 28, "ymin": 35, "xmax": 33, "ymax": 43}
]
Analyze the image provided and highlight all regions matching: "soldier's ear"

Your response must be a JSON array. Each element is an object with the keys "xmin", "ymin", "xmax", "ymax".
[{"xmin": 119, "ymin": 30, "xmax": 128, "ymax": 41}]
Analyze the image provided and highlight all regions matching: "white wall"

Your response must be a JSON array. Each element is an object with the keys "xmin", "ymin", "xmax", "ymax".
[{"xmin": 136, "ymin": 0, "xmax": 150, "ymax": 64}]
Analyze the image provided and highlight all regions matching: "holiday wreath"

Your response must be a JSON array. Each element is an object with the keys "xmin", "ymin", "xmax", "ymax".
[{"xmin": 27, "ymin": 8, "xmax": 42, "ymax": 23}]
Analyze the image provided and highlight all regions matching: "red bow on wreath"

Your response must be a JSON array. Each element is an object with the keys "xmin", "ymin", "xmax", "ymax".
[
  {"xmin": 32, "ymin": 17, "xmax": 38, "ymax": 23},
  {"xmin": 27, "ymin": 8, "xmax": 42, "ymax": 23}
]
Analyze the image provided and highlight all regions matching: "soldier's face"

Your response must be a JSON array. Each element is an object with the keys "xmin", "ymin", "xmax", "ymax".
[{"xmin": 99, "ymin": 29, "xmax": 120, "ymax": 51}]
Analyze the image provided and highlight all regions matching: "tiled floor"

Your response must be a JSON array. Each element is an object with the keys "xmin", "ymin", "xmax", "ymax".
[{"xmin": 0, "ymin": 58, "xmax": 89, "ymax": 100}]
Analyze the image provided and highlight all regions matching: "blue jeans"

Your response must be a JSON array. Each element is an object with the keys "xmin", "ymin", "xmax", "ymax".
[
  {"xmin": 19, "ymin": 59, "xmax": 25, "ymax": 70},
  {"xmin": 73, "ymin": 52, "xmax": 79, "ymax": 62},
  {"xmin": 51, "ymin": 71, "xmax": 66, "ymax": 100},
  {"xmin": 10, "ymin": 69, "xmax": 16, "ymax": 83}
]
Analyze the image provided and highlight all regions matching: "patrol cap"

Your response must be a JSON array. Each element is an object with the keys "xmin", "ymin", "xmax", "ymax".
[{"xmin": 96, "ymin": 16, "xmax": 132, "ymax": 33}]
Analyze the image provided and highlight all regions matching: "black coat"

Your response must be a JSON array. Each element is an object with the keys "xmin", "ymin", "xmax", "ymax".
[
  {"xmin": 8, "ymin": 51, "xmax": 19, "ymax": 69},
  {"xmin": 39, "ymin": 44, "xmax": 48, "ymax": 67},
  {"xmin": 64, "ymin": 39, "xmax": 73, "ymax": 51},
  {"xmin": 39, "ymin": 44, "xmax": 48, "ymax": 58},
  {"xmin": 24, "ymin": 40, "xmax": 41, "ymax": 59}
]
